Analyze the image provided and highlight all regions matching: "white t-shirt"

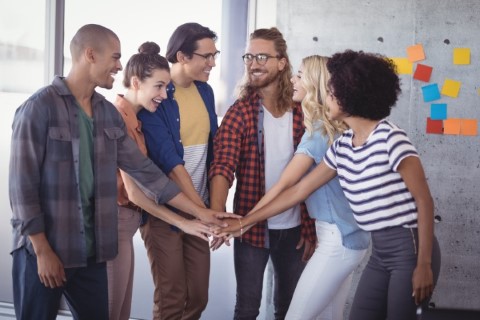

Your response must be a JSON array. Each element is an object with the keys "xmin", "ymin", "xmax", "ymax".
[{"xmin": 263, "ymin": 106, "xmax": 301, "ymax": 229}]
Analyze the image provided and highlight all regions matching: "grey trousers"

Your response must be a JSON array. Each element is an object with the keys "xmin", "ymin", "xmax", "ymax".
[{"xmin": 350, "ymin": 226, "xmax": 441, "ymax": 320}]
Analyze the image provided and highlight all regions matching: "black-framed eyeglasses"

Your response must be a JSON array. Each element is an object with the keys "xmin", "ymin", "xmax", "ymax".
[
  {"xmin": 192, "ymin": 51, "xmax": 220, "ymax": 62},
  {"xmin": 242, "ymin": 53, "xmax": 280, "ymax": 65}
]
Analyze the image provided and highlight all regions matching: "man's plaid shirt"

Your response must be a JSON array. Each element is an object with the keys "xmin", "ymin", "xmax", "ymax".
[{"xmin": 209, "ymin": 92, "xmax": 316, "ymax": 248}]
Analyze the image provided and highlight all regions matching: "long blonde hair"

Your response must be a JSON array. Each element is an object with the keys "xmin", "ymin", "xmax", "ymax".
[{"xmin": 301, "ymin": 55, "xmax": 346, "ymax": 144}]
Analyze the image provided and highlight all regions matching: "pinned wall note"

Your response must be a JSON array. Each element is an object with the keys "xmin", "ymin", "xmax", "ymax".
[
  {"xmin": 441, "ymin": 79, "xmax": 461, "ymax": 98},
  {"xmin": 426, "ymin": 118, "xmax": 443, "ymax": 134},
  {"xmin": 407, "ymin": 44, "xmax": 426, "ymax": 62},
  {"xmin": 461, "ymin": 119, "xmax": 477, "ymax": 136},
  {"xmin": 422, "ymin": 84, "xmax": 441, "ymax": 102},
  {"xmin": 413, "ymin": 64, "xmax": 433, "ymax": 82},
  {"xmin": 390, "ymin": 57, "xmax": 413, "ymax": 74},
  {"xmin": 453, "ymin": 48, "xmax": 470, "ymax": 65},
  {"xmin": 431, "ymin": 104, "xmax": 447, "ymax": 120},
  {"xmin": 443, "ymin": 119, "xmax": 462, "ymax": 135}
]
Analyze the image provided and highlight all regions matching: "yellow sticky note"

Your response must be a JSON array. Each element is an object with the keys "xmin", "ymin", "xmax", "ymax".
[
  {"xmin": 441, "ymin": 78, "xmax": 461, "ymax": 98},
  {"xmin": 461, "ymin": 119, "xmax": 478, "ymax": 136},
  {"xmin": 477, "ymin": 88, "xmax": 480, "ymax": 96},
  {"xmin": 453, "ymin": 48, "xmax": 470, "ymax": 65},
  {"xmin": 407, "ymin": 44, "xmax": 426, "ymax": 62},
  {"xmin": 390, "ymin": 58, "xmax": 413, "ymax": 75},
  {"xmin": 443, "ymin": 119, "xmax": 461, "ymax": 135}
]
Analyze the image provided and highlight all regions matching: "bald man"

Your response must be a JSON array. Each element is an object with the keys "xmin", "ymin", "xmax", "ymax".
[{"xmin": 9, "ymin": 24, "xmax": 183, "ymax": 320}]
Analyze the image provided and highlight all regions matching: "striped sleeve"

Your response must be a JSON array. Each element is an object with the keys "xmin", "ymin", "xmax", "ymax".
[
  {"xmin": 386, "ymin": 129, "xmax": 418, "ymax": 171},
  {"xmin": 323, "ymin": 139, "xmax": 339, "ymax": 170}
]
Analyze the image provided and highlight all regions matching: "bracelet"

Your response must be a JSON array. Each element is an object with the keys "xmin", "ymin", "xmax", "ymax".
[{"xmin": 238, "ymin": 218, "xmax": 244, "ymax": 242}]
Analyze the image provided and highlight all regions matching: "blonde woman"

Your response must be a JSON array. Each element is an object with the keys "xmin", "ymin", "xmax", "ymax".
[{"xmin": 218, "ymin": 55, "xmax": 369, "ymax": 320}]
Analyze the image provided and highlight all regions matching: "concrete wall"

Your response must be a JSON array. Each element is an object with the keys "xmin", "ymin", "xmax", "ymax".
[{"xmin": 276, "ymin": 0, "xmax": 480, "ymax": 311}]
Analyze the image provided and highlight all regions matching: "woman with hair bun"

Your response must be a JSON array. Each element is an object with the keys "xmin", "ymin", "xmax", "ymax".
[{"xmin": 107, "ymin": 41, "xmax": 221, "ymax": 320}]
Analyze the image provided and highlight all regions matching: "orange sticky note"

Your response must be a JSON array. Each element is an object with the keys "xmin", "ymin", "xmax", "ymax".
[
  {"xmin": 453, "ymin": 48, "xmax": 470, "ymax": 65},
  {"xmin": 390, "ymin": 58, "xmax": 413, "ymax": 74},
  {"xmin": 443, "ymin": 119, "xmax": 461, "ymax": 135},
  {"xmin": 426, "ymin": 118, "xmax": 443, "ymax": 134},
  {"xmin": 407, "ymin": 44, "xmax": 426, "ymax": 62},
  {"xmin": 441, "ymin": 79, "xmax": 461, "ymax": 98},
  {"xmin": 461, "ymin": 119, "xmax": 477, "ymax": 136}
]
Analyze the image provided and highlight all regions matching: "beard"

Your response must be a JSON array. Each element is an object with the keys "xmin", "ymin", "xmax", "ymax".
[{"xmin": 248, "ymin": 68, "xmax": 280, "ymax": 89}]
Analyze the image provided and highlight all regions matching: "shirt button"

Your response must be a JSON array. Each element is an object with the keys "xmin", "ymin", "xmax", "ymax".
[{"xmin": 177, "ymin": 118, "xmax": 179, "ymax": 122}]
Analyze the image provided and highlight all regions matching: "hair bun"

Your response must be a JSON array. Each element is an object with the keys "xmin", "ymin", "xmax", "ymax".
[{"xmin": 138, "ymin": 41, "xmax": 160, "ymax": 55}]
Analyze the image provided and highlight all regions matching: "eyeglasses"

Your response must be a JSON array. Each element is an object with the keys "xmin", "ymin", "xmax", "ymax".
[
  {"xmin": 242, "ymin": 53, "xmax": 280, "ymax": 65},
  {"xmin": 192, "ymin": 51, "xmax": 220, "ymax": 62}
]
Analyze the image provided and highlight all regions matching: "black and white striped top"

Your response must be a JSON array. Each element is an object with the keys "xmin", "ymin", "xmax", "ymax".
[{"xmin": 324, "ymin": 120, "xmax": 419, "ymax": 231}]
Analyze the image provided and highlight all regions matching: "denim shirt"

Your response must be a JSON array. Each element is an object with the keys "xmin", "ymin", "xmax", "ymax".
[
  {"xmin": 295, "ymin": 123, "xmax": 370, "ymax": 250},
  {"xmin": 9, "ymin": 76, "xmax": 180, "ymax": 268},
  {"xmin": 138, "ymin": 80, "xmax": 218, "ymax": 176}
]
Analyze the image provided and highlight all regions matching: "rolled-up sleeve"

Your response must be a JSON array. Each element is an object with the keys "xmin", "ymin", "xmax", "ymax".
[
  {"xmin": 208, "ymin": 107, "xmax": 244, "ymax": 187},
  {"xmin": 9, "ymin": 100, "xmax": 47, "ymax": 237},
  {"xmin": 116, "ymin": 123, "xmax": 180, "ymax": 204}
]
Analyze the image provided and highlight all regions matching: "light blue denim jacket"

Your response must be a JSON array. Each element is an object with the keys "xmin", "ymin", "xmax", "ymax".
[{"xmin": 295, "ymin": 122, "xmax": 370, "ymax": 250}]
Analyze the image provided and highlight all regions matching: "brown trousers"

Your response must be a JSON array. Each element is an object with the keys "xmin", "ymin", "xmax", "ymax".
[
  {"xmin": 140, "ymin": 215, "xmax": 210, "ymax": 320},
  {"xmin": 107, "ymin": 206, "xmax": 142, "ymax": 320}
]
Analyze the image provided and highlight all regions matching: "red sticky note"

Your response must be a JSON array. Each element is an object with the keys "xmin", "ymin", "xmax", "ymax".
[
  {"xmin": 461, "ymin": 119, "xmax": 477, "ymax": 136},
  {"xmin": 413, "ymin": 64, "xmax": 433, "ymax": 82},
  {"xmin": 443, "ymin": 119, "xmax": 461, "ymax": 135},
  {"xmin": 426, "ymin": 117, "xmax": 443, "ymax": 134}
]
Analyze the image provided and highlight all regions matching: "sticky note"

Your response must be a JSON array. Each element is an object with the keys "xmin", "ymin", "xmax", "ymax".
[
  {"xmin": 453, "ymin": 48, "xmax": 470, "ymax": 65},
  {"xmin": 413, "ymin": 64, "xmax": 433, "ymax": 82},
  {"xmin": 477, "ymin": 88, "xmax": 480, "ymax": 96},
  {"xmin": 390, "ymin": 58, "xmax": 413, "ymax": 74},
  {"xmin": 461, "ymin": 119, "xmax": 477, "ymax": 136},
  {"xmin": 430, "ymin": 104, "xmax": 447, "ymax": 120},
  {"xmin": 407, "ymin": 44, "xmax": 426, "ymax": 62},
  {"xmin": 441, "ymin": 79, "xmax": 461, "ymax": 98},
  {"xmin": 443, "ymin": 119, "xmax": 461, "ymax": 135},
  {"xmin": 426, "ymin": 118, "xmax": 443, "ymax": 134},
  {"xmin": 421, "ymin": 84, "xmax": 441, "ymax": 102}
]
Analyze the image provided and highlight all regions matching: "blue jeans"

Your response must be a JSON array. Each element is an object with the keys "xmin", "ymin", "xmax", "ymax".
[
  {"xmin": 233, "ymin": 226, "xmax": 305, "ymax": 320},
  {"xmin": 349, "ymin": 227, "xmax": 441, "ymax": 320},
  {"xmin": 12, "ymin": 247, "xmax": 109, "ymax": 320}
]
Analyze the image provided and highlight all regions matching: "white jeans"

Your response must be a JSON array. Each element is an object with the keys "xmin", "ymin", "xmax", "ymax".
[{"xmin": 286, "ymin": 221, "xmax": 367, "ymax": 320}]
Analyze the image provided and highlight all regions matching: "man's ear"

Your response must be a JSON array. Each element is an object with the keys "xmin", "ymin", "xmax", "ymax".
[
  {"xmin": 176, "ymin": 51, "xmax": 188, "ymax": 64},
  {"xmin": 85, "ymin": 47, "xmax": 95, "ymax": 63},
  {"xmin": 278, "ymin": 57, "xmax": 287, "ymax": 71}
]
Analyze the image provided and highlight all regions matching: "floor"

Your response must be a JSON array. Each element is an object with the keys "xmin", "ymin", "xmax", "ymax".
[{"xmin": 423, "ymin": 308, "xmax": 480, "ymax": 320}]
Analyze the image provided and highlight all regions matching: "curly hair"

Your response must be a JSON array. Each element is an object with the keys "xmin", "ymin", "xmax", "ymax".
[
  {"xmin": 236, "ymin": 27, "xmax": 293, "ymax": 113},
  {"xmin": 122, "ymin": 41, "xmax": 170, "ymax": 88},
  {"xmin": 326, "ymin": 50, "xmax": 401, "ymax": 120},
  {"xmin": 301, "ymin": 55, "xmax": 347, "ymax": 144}
]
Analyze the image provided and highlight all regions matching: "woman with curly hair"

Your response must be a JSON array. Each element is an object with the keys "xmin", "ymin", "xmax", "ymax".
[
  {"xmin": 217, "ymin": 55, "xmax": 370, "ymax": 320},
  {"xmin": 220, "ymin": 50, "xmax": 441, "ymax": 320}
]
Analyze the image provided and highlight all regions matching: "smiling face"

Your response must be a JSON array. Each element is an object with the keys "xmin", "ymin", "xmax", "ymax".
[
  {"xmin": 92, "ymin": 36, "xmax": 123, "ymax": 89},
  {"xmin": 136, "ymin": 69, "xmax": 171, "ymax": 113},
  {"xmin": 245, "ymin": 38, "xmax": 286, "ymax": 89},
  {"xmin": 291, "ymin": 63, "xmax": 307, "ymax": 103},
  {"xmin": 182, "ymin": 37, "xmax": 218, "ymax": 83}
]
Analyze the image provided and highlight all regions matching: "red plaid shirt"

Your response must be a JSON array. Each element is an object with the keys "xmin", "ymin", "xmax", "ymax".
[{"xmin": 209, "ymin": 92, "xmax": 316, "ymax": 248}]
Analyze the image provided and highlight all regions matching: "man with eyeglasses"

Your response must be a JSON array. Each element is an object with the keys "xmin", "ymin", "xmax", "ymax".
[
  {"xmin": 137, "ymin": 22, "xmax": 219, "ymax": 320},
  {"xmin": 209, "ymin": 27, "xmax": 317, "ymax": 320}
]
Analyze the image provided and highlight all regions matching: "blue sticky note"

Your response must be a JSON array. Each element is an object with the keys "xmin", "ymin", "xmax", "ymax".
[
  {"xmin": 422, "ymin": 84, "xmax": 441, "ymax": 102},
  {"xmin": 431, "ymin": 103, "xmax": 447, "ymax": 120}
]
